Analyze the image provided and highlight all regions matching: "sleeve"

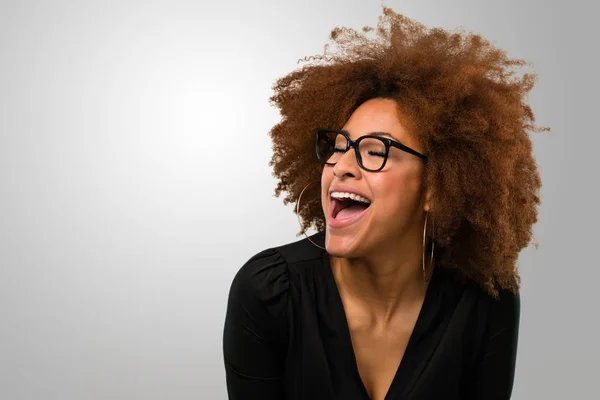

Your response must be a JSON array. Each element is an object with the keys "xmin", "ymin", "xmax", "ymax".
[
  {"xmin": 222, "ymin": 248, "xmax": 290, "ymax": 400},
  {"xmin": 466, "ymin": 290, "xmax": 521, "ymax": 399}
]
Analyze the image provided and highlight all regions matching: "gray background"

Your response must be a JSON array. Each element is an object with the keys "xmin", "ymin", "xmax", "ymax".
[{"xmin": 1, "ymin": 0, "xmax": 597, "ymax": 398}]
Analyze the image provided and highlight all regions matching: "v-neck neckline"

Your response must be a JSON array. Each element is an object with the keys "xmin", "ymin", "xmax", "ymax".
[{"xmin": 321, "ymin": 251, "xmax": 439, "ymax": 400}]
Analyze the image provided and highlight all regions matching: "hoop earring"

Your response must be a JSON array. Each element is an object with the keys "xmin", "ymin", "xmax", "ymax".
[
  {"xmin": 297, "ymin": 181, "xmax": 326, "ymax": 250},
  {"xmin": 422, "ymin": 211, "xmax": 435, "ymax": 282}
]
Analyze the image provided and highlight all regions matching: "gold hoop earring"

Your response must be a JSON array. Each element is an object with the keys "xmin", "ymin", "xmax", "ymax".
[
  {"xmin": 297, "ymin": 181, "xmax": 326, "ymax": 250},
  {"xmin": 422, "ymin": 211, "xmax": 435, "ymax": 282}
]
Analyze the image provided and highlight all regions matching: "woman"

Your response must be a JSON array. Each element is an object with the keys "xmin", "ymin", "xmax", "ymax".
[{"xmin": 223, "ymin": 7, "xmax": 547, "ymax": 400}]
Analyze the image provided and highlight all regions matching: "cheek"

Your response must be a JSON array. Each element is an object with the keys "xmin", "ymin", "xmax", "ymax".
[
  {"xmin": 373, "ymin": 171, "xmax": 423, "ymax": 218},
  {"xmin": 320, "ymin": 168, "xmax": 330, "ymax": 187},
  {"xmin": 320, "ymin": 168, "xmax": 333, "ymax": 207}
]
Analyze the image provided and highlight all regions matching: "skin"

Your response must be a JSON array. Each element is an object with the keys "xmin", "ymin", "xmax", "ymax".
[{"xmin": 320, "ymin": 97, "xmax": 433, "ymax": 399}]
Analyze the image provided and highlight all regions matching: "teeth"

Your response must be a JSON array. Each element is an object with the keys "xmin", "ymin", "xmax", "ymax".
[{"xmin": 331, "ymin": 191, "xmax": 371, "ymax": 204}]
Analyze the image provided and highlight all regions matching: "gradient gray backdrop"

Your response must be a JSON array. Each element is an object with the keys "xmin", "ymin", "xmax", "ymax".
[{"xmin": 1, "ymin": 0, "xmax": 597, "ymax": 399}]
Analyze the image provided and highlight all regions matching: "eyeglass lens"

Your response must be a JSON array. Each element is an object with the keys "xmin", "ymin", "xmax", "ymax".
[{"xmin": 317, "ymin": 131, "xmax": 387, "ymax": 171}]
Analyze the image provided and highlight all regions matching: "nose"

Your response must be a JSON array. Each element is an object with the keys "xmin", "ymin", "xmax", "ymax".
[{"xmin": 332, "ymin": 146, "xmax": 361, "ymax": 178}]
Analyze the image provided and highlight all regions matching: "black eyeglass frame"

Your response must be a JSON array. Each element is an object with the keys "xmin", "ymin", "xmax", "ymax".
[{"xmin": 316, "ymin": 128, "xmax": 428, "ymax": 172}]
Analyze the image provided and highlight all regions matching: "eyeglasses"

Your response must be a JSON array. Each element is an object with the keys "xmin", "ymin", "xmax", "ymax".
[{"xmin": 316, "ymin": 129, "xmax": 427, "ymax": 172}]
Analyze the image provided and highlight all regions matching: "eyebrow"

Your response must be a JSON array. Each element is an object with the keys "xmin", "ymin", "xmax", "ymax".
[
  {"xmin": 352, "ymin": 130, "xmax": 405, "ymax": 145},
  {"xmin": 342, "ymin": 129, "xmax": 400, "ymax": 140},
  {"xmin": 370, "ymin": 132, "xmax": 400, "ymax": 141},
  {"xmin": 339, "ymin": 129, "xmax": 407, "ymax": 146}
]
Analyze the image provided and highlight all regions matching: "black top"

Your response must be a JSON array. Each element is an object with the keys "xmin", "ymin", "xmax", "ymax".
[{"xmin": 223, "ymin": 231, "xmax": 520, "ymax": 400}]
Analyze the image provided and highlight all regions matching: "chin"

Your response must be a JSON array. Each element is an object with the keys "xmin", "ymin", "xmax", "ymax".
[{"xmin": 325, "ymin": 229, "xmax": 365, "ymax": 258}]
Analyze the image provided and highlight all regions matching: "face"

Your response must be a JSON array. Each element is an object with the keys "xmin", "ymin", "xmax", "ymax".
[{"xmin": 321, "ymin": 97, "xmax": 429, "ymax": 257}]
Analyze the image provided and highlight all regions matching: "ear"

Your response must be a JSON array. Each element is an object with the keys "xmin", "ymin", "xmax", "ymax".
[{"xmin": 423, "ymin": 187, "xmax": 433, "ymax": 212}]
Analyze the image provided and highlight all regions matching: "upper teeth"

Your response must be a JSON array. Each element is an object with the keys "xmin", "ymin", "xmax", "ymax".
[{"xmin": 331, "ymin": 191, "xmax": 371, "ymax": 204}]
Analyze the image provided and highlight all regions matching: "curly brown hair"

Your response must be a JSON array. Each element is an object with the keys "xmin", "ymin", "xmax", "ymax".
[{"xmin": 267, "ymin": 7, "xmax": 549, "ymax": 296}]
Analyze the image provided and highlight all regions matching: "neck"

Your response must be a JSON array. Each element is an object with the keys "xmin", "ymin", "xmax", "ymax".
[{"xmin": 330, "ymin": 229, "xmax": 429, "ymax": 326}]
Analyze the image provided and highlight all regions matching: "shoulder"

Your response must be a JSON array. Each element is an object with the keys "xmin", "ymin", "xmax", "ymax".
[
  {"xmin": 224, "ymin": 247, "xmax": 289, "ymax": 347},
  {"xmin": 228, "ymin": 232, "xmax": 326, "ymax": 320},
  {"xmin": 462, "ymin": 277, "xmax": 521, "ymax": 334},
  {"xmin": 438, "ymin": 268, "xmax": 520, "ymax": 331},
  {"xmin": 273, "ymin": 230, "xmax": 328, "ymax": 265},
  {"xmin": 442, "ymin": 269, "xmax": 520, "ymax": 311},
  {"xmin": 228, "ymin": 247, "xmax": 289, "ymax": 320},
  {"xmin": 485, "ymin": 288, "xmax": 520, "ymax": 334},
  {"xmin": 471, "ymin": 281, "xmax": 520, "ymax": 327}
]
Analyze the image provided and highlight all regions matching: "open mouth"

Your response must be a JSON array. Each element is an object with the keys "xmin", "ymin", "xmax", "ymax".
[{"xmin": 330, "ymin": 197, "xmax": 371, "ymax": 220}]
